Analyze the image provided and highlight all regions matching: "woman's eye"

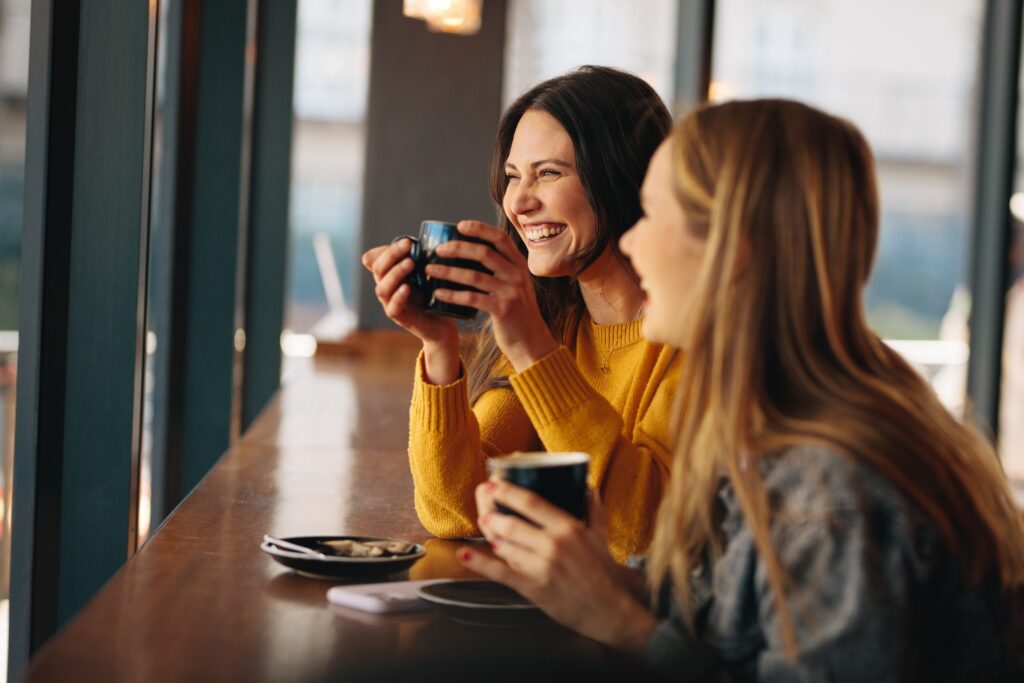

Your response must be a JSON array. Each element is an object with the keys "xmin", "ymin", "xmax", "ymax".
[
  {"xmin": 539, "ymin": 169, "xmax": 560, "ymax": 178},
  {"xmin": 506, "ymin": 174, "xmax": 520, "ymax": 182}
]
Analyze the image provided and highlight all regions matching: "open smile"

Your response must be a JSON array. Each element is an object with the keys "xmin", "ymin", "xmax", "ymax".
[{"xmin": 522, "ymin": 223, "xmax": 568, "ymax": 246}]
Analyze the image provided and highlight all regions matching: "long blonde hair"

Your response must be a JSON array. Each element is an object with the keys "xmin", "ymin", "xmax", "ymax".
[{"xmin": 647, "ymin": 99, "xmax": 1024, "ymax": 657}]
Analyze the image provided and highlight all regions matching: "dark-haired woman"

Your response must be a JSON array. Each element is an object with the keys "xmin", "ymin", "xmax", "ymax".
[{"xmin": 362, "ymin": 66, "xmax": 680, "ymax": 560}]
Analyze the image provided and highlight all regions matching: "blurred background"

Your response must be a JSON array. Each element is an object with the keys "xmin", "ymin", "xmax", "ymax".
[
  {"xmin": 283, "ymin": 0, "xmax": 983, "ymax": 403},
  {"xmin": 1, "ymin": 0, "xmax": 1023, "ymax": 678}
]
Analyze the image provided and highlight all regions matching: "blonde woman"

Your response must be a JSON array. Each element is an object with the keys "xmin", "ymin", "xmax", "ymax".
[{"xmin": 462, "ymin": 99, "xmax": 1024, "ymax": 680}]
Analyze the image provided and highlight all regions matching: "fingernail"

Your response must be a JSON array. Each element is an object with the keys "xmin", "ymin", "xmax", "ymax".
[
  {"xmin": 483, "ymin": 481, "xmax": 497, "ymax": 493},
  {"xmin": 458, "ymin": 548, "xmax": 472, "ymax": 562},
  {"xmin": 490, "ymin": 538, "xmax": 502, "ymax": 550}
]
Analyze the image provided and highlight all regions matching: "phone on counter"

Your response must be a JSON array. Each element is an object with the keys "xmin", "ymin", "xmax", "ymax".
[{"xmin": 327, "ymin": 579, "xmax": 452, "ymax": 614}]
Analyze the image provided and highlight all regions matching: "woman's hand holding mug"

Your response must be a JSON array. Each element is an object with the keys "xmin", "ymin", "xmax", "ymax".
[
  {"xmin": 427, "ymin": 221, "xmax": 559, "ymax": 372},
  {"xmin": 361, "ymin": 239, "xmax": 461, "ymax": 384},
  {"xmin": 463, "ymin": 480, "xmax": 657, "ymax": 653}
]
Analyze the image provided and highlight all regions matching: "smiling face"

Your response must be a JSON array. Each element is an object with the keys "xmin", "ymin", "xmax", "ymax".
[
  {"xmin": 620, "ymin": 139, "xmax": 707, "ymax": 346},
  {"xmin": 502, "ymin": 109, "xmax": 599, "ymax": 277}
]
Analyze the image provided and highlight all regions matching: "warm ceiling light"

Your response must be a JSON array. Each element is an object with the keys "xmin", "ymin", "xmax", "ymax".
[
  {"xmin": 708, "ymin": 80, "xmax": 735, "ymax": 102},
  {"xmin": 404, "ymin": 0, "xmax": 482, "ymax": 36},
  {"xmin": 1011, "ymin": 192, "xmax": 1024, "ymax": 223},
  {"xmin": 402, "ymin": 0, "xmax": 432, "ymax": 19}
]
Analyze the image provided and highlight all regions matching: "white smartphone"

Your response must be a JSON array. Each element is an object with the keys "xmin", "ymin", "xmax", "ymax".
[{"xmin": 326, "ymin": 579, "xmax": 452, "ymax": 614}]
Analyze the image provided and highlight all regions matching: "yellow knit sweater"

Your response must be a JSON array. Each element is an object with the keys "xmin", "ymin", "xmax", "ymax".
[{"xmin": 408, "ymin": 317, "xmax": 683, "ymax": 561}]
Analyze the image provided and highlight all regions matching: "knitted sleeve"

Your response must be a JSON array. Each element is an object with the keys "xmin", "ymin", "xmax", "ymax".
[
  {"xmin": 408, "ymin": 351, "xmax": 541, "ymax": 538},
  {"xmin": 509, "ymin": 346, "xmax": 680, "ymax": 561}
]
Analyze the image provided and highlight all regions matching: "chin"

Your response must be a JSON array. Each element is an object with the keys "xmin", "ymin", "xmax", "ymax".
[
  {"xmin": 641, "ymin": 315, "xmax": 675, "ymax": 346},
  {"xmin": 640, "ymin": 317, "xmax": 662, "ymax": 343},
  {"xmin": 526, "ymin": 257, "xmax": 573, "ymax": 279}
]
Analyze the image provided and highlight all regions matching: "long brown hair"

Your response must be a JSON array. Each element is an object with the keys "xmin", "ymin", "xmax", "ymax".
[
  {"xmin": 646, "ymin": 99, "xmax": 1024, "ymax": 657},
  {"xmin": 466, "ymin": 66, "xmax": 671, "ymax": 402}
]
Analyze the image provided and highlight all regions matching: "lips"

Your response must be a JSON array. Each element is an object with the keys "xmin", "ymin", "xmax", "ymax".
[{"xmin": 523, "ymin": 223, "xmax": 567, "ymax": 242}]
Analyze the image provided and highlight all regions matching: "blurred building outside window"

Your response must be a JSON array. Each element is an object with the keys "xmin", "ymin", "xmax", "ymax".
[
  {"xmin": 138, "ymin": 0, "xmax": 173, "ymax": 548},
  {"xmin": 503, "ymin": 0, "xmax": 678, "ymax": 107},
  {"xmin": 283, "ymin": 0, "xmax": 678, "ymax": 361},
  {"xmin": 0, "ymin": 0, "xmax": 30, "ymax": 678},
  {"xmin": 283, "ymin": 0, "xmax": 372, "ymax": 359},
  {"xmin": 1003, "ymin": 206, "xmax": 1023, "ymax": 489},
  {"xmin": 712, "ymin": 0, "xmax": 980, "ymax": 420},
  {"xmin": 1000, "ymin": 35, "xmax": 1024, "ymax": 486}
]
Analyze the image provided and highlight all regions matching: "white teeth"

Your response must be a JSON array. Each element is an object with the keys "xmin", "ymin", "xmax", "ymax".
[{"xmin": 525, "ymin": 224, "xmax": 566, "ymax": 242}]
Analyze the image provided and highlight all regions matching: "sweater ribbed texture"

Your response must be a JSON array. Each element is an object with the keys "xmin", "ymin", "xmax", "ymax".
[
  {"xmin": 407, "ymin": 317, "xmax": 683, "ymax": 560},
  {"xmin": 410, "ymin": 360, "xmax": 471, "ymax": 434},
  {"xmin": 509, "ymin": 347, "xmax": 592, "ymax": 426}
]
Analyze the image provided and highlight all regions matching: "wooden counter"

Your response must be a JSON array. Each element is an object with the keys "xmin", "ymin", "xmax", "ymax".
[{"xmin": 24, "ymin": 336, "xmax": 625, "ymax": 682}]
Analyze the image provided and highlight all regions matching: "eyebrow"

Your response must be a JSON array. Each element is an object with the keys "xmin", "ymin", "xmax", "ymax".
[{"xmin": 503, "ymin": 158, "xmax": 573, "ymax": 170}]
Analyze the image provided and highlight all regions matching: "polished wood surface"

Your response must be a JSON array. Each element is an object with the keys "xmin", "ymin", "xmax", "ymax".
[{"xmin": 25, "ymin": 333, "xmax": 623, "ymax": 682}]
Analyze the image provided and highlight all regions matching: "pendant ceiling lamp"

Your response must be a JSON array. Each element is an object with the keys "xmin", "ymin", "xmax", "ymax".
[{"xmin": 403, "ymin": 0, "xmax": 483, "ymax": 36}]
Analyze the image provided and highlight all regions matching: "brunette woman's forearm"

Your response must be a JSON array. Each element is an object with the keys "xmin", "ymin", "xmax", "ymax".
[{"xmin": 422, "ymin": 334, "xmax": 461, "ymax": 386}]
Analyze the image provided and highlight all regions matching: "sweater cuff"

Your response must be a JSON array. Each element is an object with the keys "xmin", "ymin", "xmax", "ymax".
[
  {"xmin": 508, "ymin": 346, "xmax": 593, "ymax": 427},
  {"xmin": 411, "ymin": 350, "xmax": 471, "ymax": 433}
]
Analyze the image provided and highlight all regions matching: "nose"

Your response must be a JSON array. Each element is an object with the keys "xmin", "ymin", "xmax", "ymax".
[{"xmin": 507, "ymin": 178, "xmax": 541, "ymax": 216}]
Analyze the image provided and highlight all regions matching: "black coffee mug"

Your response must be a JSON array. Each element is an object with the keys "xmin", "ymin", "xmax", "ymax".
[
  {"xmin": 486, "ymin": 452, "xmax": 590, "ymax": 521},
  {"xmin": 394, "ymin": 220, "xmax": 492, "ymax": 319}
]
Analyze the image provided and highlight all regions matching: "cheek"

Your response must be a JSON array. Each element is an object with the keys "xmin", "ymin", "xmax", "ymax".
[
  {"xmin": 648, "ymin": 238, "xmax": 695, "ymax": 306},
  {"xmin": 552, "ymin": 184, "xmax": 596, "ymax": 230},
  {"xmin": 645, "ymin": 236, "xmax": 677, "ymax": 285},
  {"xmin": 568, "ymin": 200, "xmax": 597, "ymax": 238},
  {"xmin": 501, "ymin": 194, "xmax": 517, "ymax": 225}
]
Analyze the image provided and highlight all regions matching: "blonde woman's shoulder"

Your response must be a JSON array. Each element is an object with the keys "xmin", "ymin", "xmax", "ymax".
[{"xmin": 758, "ymin": 444, "xmax": 929, "ymax": 533}]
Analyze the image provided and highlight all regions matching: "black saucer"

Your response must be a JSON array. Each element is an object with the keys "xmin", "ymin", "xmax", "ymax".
[
  {"xmin": 260, "ymin": 535, "xmax": 426, "ymax": 580},
  {"xmin": 416, "ymin": 580, "xmax": 544, "ymax": 626}
]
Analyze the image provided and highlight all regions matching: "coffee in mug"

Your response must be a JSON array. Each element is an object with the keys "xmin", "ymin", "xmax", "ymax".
[
  {"xmin": 394, "ymin": 220, "xmax": 492, "ymax": 319},
  {"xmin": 486, "ymin": 452, "xmax": 590, "ymax": 521}
]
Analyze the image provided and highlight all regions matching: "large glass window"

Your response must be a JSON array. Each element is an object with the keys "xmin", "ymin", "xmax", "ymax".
[
  {"xmin": 284, "ymin": 0, "xmax": 372, "ymax": 348},
  {"xmin": 712, "ymin": 0, "xmax": 982, "ymax": 415},
  {"xmin": 1001, "ymin": 25, "xmax": 1024, "ymax": 489},
  {"xmin": 0, "ymin": 0, "xmax": 29, "ymax": 677},
  {"xmin": 139, "ymin": 0, "xmax": 173, "ymax": 547},
  {"xmin": 1005, "ymin": 202, "xmax": 1024, "ymax": 489},
  {"xmin": 504, "ymin": 0, "xmax": 678, "ymax": 107}
]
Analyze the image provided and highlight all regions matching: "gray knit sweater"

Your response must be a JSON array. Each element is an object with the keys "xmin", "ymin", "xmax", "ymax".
[{"xmin": 640, "ymin": 446, "xmax": 1024, "ymax": 682}]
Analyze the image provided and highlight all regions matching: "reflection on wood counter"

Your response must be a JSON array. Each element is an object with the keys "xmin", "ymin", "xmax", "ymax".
[{"xmin": 24, "ymin": 334, "xmax": 626, "ymax": 682}]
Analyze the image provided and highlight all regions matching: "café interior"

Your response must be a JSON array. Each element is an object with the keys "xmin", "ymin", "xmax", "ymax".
[{"xmin": 1, "ymin": 0, "xmax": 1023, "ymax": 680}]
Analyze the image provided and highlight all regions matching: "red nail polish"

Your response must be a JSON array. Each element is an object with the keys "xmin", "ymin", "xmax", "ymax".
[
  {"xmin": 458, "ymin": 548, "xmax": 472, "ymax": 562},
  {"xmin": 483, "ymin": 481, "xmax": 497, "ymax": 492}
]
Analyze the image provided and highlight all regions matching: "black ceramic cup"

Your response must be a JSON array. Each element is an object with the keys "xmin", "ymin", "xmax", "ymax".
[
  {"xmin": 394, "ymin": 220, "xmax": 492, "ymax": 319},
  {"xmin": 486, "ymin": 452, "xmax": 590, "ymax": 521}
]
